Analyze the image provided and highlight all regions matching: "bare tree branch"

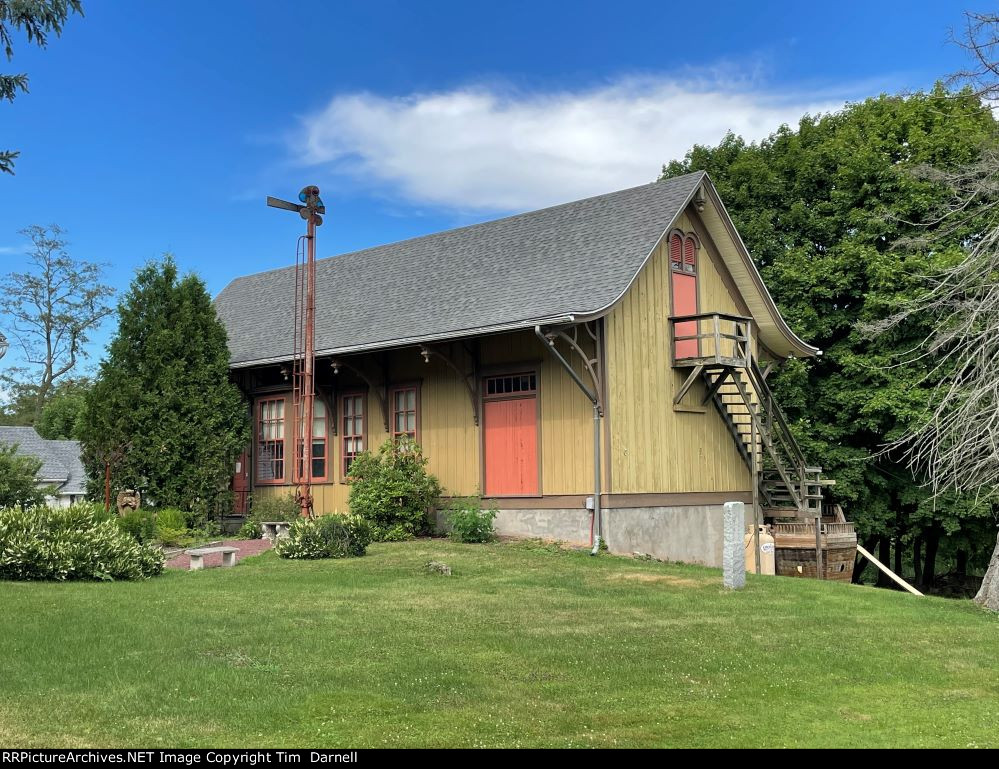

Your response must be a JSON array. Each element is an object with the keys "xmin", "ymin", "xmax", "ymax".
[{"xmin": 0, "ymin": 224, "xmax": 114, "ymax": 420}]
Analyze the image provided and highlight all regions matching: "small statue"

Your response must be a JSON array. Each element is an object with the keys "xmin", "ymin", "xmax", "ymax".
[{"xmin": 116, "ymin": 489, "xmax": 141, "ymax": 515}]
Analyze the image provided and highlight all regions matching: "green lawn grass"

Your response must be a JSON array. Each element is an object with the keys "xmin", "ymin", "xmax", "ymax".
[{"xmin": 1, "ymin": 539, "xmax": 997, "ymax": 748}]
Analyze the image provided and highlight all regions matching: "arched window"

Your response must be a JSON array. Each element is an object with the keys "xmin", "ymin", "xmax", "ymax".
[{"xmin": 683, "ymin": 234, "xmax": 697, "ymax": 274}]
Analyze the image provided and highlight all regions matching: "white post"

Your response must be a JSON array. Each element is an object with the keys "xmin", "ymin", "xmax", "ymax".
[{"xmin": 723, "ymin": 501, "xmax": 747, "ymax": 589}]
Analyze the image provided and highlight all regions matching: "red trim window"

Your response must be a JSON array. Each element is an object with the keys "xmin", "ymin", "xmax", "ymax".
[
  {"xmin": 390, "ymin": 385, "xmax": 419, "ymax": 442},
  {"xmin": 257, "ymin": 397, "xmax": 286, "ymax": 483},
  {"xmin": 341, "ymin": 392, "xmax": 365, "ymax": 478},
  {"xmin": 296, "ymin": 399, "xmax": 328, "ymax": 482}
]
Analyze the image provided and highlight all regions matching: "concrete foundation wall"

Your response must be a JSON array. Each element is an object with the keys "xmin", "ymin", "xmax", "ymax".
[
  {"xmin": 493, "ymin": 504, "xmax": 754, "ymax": 568},
  {"xmin": 493, "ymin": 508, "xmax": 594, "ymax": 548}
]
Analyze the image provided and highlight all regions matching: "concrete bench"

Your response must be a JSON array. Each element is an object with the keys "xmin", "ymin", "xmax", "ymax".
[
  {"xmin": 185, "ymin": 546, "xmax": 238, "ymax": 571},
  {"xmin": 260, "ymin": 521, "xmax": 291, "ymax": 541}
]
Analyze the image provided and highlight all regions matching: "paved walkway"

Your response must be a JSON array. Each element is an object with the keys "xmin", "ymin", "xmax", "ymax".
[{"xmin": 164, "ymin": 538, "xmax": 272, "ymax": 570}]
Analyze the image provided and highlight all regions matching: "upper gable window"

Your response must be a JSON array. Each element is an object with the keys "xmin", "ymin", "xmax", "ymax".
[{"xmin": 669, "ymin": 231, "xmax": 698, "ymax": 275}]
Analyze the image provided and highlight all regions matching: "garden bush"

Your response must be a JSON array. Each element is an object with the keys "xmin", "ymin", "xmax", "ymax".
[
  {"xmin": 118, "ymin": 508, "xmax": 156, "ymax": 543},
  {"xmin": 0, "ymin": 443, "xmax": 51, "ymax": 509},
  {"xmin": 347, "ymin": 438, "xmax": 442, "ymax": 541},
  {"xmin": 444, "ymin": 497, "xmax": 498, "ymax": 543},
  {"xmin": 275, "ymin": 514, "xmax": 371, "ymax": 560},
  {"xmin": 236, "ymin": 492, "xmax": 301, "ymax": 539},
  {"xmin": 154, "ymin": 508, "xmax": 189, "ymax": 545},
  {"xmin": 0, "ymin": 502, "xmax": 164, "ymax": 581}
]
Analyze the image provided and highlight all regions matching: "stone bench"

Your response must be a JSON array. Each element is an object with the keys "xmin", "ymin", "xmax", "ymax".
[
  {"xmin": 260, "ymin": 521, "xmax": 291, "ymax": 541},
  {"xmin": 185, "ymin": 546, "xmax": 238, "ymax": 571}
]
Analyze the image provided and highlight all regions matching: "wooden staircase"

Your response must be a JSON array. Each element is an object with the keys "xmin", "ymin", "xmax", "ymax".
[
  {"xmin": 668, "ymin": 312, "xmax": 830, "ymax": 521},
  {"xmin": 703, "ymin": 360, "xmax": 826, "ymax": 519}
]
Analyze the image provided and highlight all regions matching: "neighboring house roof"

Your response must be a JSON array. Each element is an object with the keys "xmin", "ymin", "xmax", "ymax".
[
  {"xmin": 215, "ymin": 171, "xmax": 818, "ymax": 367},
  {"xmin": 47, "ymin": 439, "xmax": 87, "ymax": 496},
  {"xmin": 0, "ymin": 426, "xmax": 87, "ymax": 495}
]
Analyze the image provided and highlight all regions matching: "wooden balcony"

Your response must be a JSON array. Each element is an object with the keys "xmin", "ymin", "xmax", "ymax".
[{"xmin": 668, "ymin": 312, "xmax": 753, "ymax": 368}]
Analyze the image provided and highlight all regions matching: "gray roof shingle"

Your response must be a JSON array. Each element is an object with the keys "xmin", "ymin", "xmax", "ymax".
[
  {"xmin": 215, "ymin": 172, "xmax": 706, "ymax": 366},
  {"xmin": 47, "ymin": 439, "xmax": 87, "ymax": 496},
  {"xmin": 0, "ymin": 426, "xmax": 87, "ymax": 495}
]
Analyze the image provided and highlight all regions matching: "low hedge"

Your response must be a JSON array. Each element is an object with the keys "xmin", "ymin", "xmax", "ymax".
[
  {"xmin": 0, "ymin": 503, "xmax": 164, "ymax": 581},
  {"xmin": 154, "ymin": 508, "xmax": 189, "ymax": 546},
  {"xmin": 118, "ymin": 508, "xmax": 156, "ymax": 543},
  {"xmin": 275, "ymin": 514, "xmax": 371, "ymax": 560},
  {"xmin": 237, "ymin": 492, "xmax": 301, "ymax": 539}
]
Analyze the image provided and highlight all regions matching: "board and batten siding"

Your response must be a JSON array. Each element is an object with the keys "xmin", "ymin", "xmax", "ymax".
[
  {"xmin": 253, "ymin": 329, "xmax": 600, "ymax": 514},
  {"xmin": 604, "ymin": 207, "xmax": 754, "ymax": 495}
]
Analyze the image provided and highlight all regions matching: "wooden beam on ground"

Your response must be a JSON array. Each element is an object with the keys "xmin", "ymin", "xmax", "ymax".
[{"xmin": 856, "ymin": 543, "xmax": 924, "ymax": 597}]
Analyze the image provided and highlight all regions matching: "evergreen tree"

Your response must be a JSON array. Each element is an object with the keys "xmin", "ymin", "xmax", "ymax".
[
  {"xmin": 79, "ymin": 257, "xmax": 249, "ymax": 518},
  {"xmin": 1, "ymin": 1, "xmax": 84, "ymax": 174},
  {"xmin": 662, "ymin": 87, "xmax": 998, "ymax": 585}
]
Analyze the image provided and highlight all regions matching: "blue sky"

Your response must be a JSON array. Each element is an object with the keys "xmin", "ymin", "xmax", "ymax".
[{"xmin": 0, "ymin": 0, "xmax": 976, "ymax": 375}]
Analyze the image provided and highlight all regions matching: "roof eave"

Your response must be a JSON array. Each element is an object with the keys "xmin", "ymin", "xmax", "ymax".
[
  {"xmin": 228, "ymin": 313, "xmax": 579, "ymax": 369},
  {"xmin": 699, "ymin": 179, "xmax": 820, "ymax": 359}
]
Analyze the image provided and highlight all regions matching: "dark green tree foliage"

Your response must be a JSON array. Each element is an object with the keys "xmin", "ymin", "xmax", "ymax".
[
  {"xmin": 0, "ymin": 379, "xmax": 38, "ymax": 426},
  {"xmin": 662, "ymin": 87, "xmax": 998, "ymax": 582},
  {"xmin": 1, "ymin": 1, "xmax": 83, "ymax": 174},
  {"xmin": 35, "ymin": 377, "xmax": 89, "ymax": 439},
  {"xmin": 0, "ymin": 441, "xmax": 48, "ymax": 508},
  {"xmin": 79, "ymin": 257, "xmax": 250, "ymax": 517}
]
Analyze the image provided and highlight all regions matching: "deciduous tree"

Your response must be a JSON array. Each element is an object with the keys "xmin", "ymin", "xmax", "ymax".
[
  {"xmin": 35, "ymin": 377, "xmax": 89, "ymax": 439},
  {"xmin": 873, "ymin": 12, "xmax": 999, "ymax": 609},
  {"xmin": 1, "ymin": 225, "xmax": 113, "ymax": 422},
  {"xmin": 661, "ymin": 86, "xmax": 997, "ymax": 587}
]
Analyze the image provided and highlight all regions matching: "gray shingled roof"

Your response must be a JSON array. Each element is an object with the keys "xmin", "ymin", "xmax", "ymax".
[
  {"xmin": 47, "ymin": 439, "xmax": 87, "ymax": 496},
  {"xmin": 0, "ymin": 426, "xmax": 87, "ymax": 496},
  {"xmin": 216, "ymin": 172, "xmax": 707, "ymax": 366}
]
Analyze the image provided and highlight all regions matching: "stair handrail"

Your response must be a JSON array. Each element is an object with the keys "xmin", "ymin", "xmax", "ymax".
[{"xmin": 747, "ymin": 356, "xmax": 807, "ymax": 470}]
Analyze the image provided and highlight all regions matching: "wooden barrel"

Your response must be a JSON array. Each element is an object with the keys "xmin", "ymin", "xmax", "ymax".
[{"xmin": 772, "ymin": 522, "xmax": 857, "ymax": 582}]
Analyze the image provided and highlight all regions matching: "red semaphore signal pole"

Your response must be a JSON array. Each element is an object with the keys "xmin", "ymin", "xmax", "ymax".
[{"xmin": 267, "ymin": 186, "xmax": 325, "ymax": 518}]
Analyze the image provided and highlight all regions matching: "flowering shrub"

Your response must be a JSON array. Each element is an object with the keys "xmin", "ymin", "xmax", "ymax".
[
  {"xmin": 275, "ymin": 514, "xmax": 371, "ymax": 560},
  {"xmin": 0, "ymin": 502, "xmax": 164, "ymax": 581}
]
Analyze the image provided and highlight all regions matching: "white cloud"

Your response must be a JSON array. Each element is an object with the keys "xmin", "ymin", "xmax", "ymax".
[{"xmin": 297, "ymin": 76, "xmax": 849, "ymax": 212}]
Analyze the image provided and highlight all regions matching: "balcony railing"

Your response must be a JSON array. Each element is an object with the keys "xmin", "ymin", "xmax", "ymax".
[{"xmin": 668, "ymin": 312, "xmax": 753, "ymax": 368}]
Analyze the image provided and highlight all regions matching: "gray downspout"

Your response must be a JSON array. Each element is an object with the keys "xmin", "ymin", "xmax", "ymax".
[{"xmin": 534, "ymin": 325, "xmax": 603, "ymax": 555}]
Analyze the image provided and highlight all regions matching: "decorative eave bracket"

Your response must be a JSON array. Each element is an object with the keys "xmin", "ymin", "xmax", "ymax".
[
  {"xmin": 419, "ymin": 343, "xmax": 480, "ymax": 425},
  {"xmin": 537, "ymin": 321, "xmax": 604, "ymax": 416}
]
